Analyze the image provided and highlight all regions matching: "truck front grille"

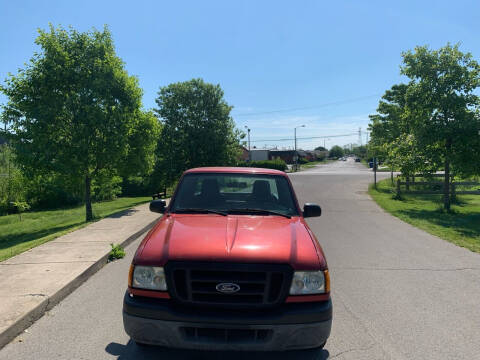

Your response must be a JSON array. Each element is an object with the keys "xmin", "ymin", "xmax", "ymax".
[{"xmin": 165, "ymin": 262, "xmax": 293, "ymax": 308}]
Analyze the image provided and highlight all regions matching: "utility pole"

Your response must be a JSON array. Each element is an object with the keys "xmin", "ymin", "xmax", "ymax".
[
  {"xmin": 358, "ymin": 127, "xmax": 362, "ymax": 146},
  {"xmin": 244, "ymin": 126, "xmax": 251, "ymax": 161},
  {"xmin": 294, "ymin": 125, "xmax": 305, "ymax": 172}
]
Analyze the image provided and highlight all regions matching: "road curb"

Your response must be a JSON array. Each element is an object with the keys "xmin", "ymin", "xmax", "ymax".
[{"xmin": 0, "ymin": 217, "xmax": 159, "ymax": 350}]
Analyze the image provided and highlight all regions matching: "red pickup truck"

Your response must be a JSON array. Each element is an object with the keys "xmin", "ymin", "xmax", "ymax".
[{"xmin": 123, "ymin": 167, "xmax": 332, "ymax": 351}]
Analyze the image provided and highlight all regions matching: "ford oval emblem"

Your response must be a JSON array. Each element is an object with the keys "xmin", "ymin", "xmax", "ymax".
[{"xmin": 216, "ymin": 283, "xmax": 241, "ymax": 294}]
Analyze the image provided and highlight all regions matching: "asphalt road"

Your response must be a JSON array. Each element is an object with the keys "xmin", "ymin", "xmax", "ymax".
[{"xmin": 1, "ymin": 159, "xmax": 480, "ymax": 359}]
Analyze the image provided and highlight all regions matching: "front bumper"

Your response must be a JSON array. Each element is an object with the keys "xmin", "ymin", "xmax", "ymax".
[{"xmin": 123, "ymin": 291, "xmax": 332, "ymax": 351}]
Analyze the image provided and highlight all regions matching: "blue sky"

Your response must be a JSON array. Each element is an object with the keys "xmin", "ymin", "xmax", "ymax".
[{"xmin": 1, "ymin": 0, "xmax": 479, "ymax": 149}]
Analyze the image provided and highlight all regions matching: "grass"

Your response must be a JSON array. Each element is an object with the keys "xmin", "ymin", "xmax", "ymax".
[
  {"xmin": 369, "ymin": 178, "xmax": 480, "ymax": 253},
  {"xmin": 0, "ymin": 197, "xmax": 151, "ymax": 262},
  {"xmin": 299, "ymin": 159, "xmax": 333, "ymax": 170}
]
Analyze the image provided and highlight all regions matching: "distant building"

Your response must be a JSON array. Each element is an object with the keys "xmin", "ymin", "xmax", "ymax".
[
  {"xmin": 269, "ymin": 150, "xmax": 297, "ymax": 164},
  {"xmin": 249, "ymin": 149, "xmax": 270, "ymax": 161},
  {"xmin": 237, "ymin": 146, "xmax": 249, "ymax": 161}
]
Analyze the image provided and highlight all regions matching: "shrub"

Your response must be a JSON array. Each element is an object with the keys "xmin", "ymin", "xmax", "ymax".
[
  {"xmin": 237, "ymin": 159, "xmax": 287, "ymax": 171},
  {"xmin": 316, "ymin": 153, "xmax": 326, "ymax": 161},
  {"xmin": 121, "ymin": 176, "xmax": 153, "ymax": 197},
  {"xmin": 25, "ymin": 173, "xmax": 83, "ymax": 209},
  {"xmin": 109, "ymin": 243, "xmax": 126, "ymax": 261},
  {"xmin": 92, "ymin": 170, "xmax": 122, "ymax": 201},
  {"xmin": 11, "ymin": 201, "xmax": 30, "ymax": 220}
]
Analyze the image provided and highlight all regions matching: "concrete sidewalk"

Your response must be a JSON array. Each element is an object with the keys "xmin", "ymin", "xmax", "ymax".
[{"xmin": 0, "ymin": 203, "xmax": 162, "ymax": 349}]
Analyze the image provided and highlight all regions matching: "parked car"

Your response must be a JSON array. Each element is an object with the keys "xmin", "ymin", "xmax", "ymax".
[
  {"xmin": 123, "ymin": 167, "xmax": 332, "ymax": 351},
  {"xmin": 355, "ymin": 158, "xmax": 361, "ymax": 162}
]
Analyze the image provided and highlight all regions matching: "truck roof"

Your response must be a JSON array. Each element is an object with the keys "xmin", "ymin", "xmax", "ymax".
[{"xmin": 184, "ymin": 167, "xmax": 287, "ymax": 176}]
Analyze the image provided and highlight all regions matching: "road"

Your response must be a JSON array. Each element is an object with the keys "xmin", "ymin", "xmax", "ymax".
[{"xmin": 1, "ymin": 159, "xmax": 480, "ymax": 359}]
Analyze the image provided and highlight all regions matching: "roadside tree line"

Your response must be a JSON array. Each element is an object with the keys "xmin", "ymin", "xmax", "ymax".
[
  {"xmin": 368, "ymin": 44, "xmax": 480, "ymax": 210},
  {"xmin": 0, "ymin": 25, "xmax": 242, "ymax": 220}
]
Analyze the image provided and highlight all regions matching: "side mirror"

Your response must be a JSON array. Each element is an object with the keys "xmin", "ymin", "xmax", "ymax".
[
  {"xmin": 303, "ymin": 203, "xmax": 321, "ymax": 218},
  {"xmin": 150, "ymin": 199, "xmax": 166, "ymax": 213}
]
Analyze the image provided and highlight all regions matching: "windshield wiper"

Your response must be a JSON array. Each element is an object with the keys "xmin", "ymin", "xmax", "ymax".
[
  {"xmin": 227, "ymin": 208, "xmax": 291, "ymax": 219},
  {"xmin": 173, "ymin": 208, "xmax": 227, "ymax": 216}
]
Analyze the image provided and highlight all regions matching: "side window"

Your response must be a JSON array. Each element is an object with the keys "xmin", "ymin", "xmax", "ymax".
[
  {"xmin": 276, "ymin": 177, "xmax": 294, "ymax": 209},
  {"xmin": 267, "ymin": 178, "xmax": 278, "ymax": 199}
]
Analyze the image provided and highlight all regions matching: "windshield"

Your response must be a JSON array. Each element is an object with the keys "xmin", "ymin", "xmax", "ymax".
[{"xmin": 170, "ymin": 173, "xmax": 299, "ymax": 216}]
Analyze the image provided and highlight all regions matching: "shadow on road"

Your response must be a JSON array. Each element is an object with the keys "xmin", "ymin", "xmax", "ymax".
[
  {"xmin": 105, "ymin": 341, "xmax": 329, "ymax": 360},
  {"xmin": 108, "ymin": 208, "xmax": 140, "ymax": 218}
]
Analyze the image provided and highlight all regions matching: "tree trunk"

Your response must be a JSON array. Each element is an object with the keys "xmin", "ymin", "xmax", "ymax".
[
  {"xmin": 85, "ymin": 175, "xmax": 93, "ymax": 221},
  {"xmin": 443, "ymin": 139, "xmax": 452, "ymax": 211}
]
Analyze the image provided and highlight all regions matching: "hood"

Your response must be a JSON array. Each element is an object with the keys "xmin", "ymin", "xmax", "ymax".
[{"xmin": 134, "ymin": 214, "xmax": 326, "ymax": 270}]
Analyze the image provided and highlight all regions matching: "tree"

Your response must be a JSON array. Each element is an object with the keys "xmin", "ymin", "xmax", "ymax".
[
  {"xmin": 368, "ymin": 84, "xmax": 411, "ymax": 179},
  {"xmin": 329, "ymin": 145, "xmax": 344, "ymax": 158},
  {"xmin": 2, "ymin": 25, "xmax": 149, "ymax": 221},
  {"xmin": 154, "ymin": 79, "xmax": 241, "ymax": 186},
  {"xmin": 352, "ymin": 145, "xmax": 368, "ymax": 159},
  {"xmin": 401, "ymin": 44, "xmax": 480, "ymax": 210},
  {"xmin": 314, "ymin": 146, "xmax": 327, "ymax": 151}
]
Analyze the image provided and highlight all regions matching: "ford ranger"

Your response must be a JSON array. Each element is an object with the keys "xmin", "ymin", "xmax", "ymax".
[{"xmin": 123, "ymin": 167, "xmax": 332, "ymax": 351}]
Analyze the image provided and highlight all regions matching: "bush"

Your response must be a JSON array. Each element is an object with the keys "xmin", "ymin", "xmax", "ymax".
[
  {"xmin": 237, "ymin": 159, "xmax": 287, "ymax": 171},
  {"xmin": 25, "ymin": 173, "xmax": 83, "ymax": 209},
  {"xmin": 109, "ymin": 243, "xmax": 126, "ymax": 261},
  {"xmin": 316, "ymin": 153, "xmax": 326, "ymax": 161},
  {"xmin": 121, "ymin": 176, "xmax": 153, "ymax": 197},
  {"xmin": 92, "ymin": 170, "xmax": 122, "ymax": 201}
]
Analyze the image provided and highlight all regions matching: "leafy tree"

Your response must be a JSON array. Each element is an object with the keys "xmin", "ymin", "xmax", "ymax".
[
  {"xmin": 368, "ymin": 84, "xmax": 412, "ymax": 178},
  {"xmin": 401, "ymin": 44, "xmax": 480, "ymax": 210},
  {"xmin": 314, "ymin": 146, "xmax": 327, "ymax": 151},
  {"xmin": 2, "ymin": 25, "xmax": 149, "ymax": 221},
  {"xmin": 329, "ymin": 145, "xmax": 344, "ymax": 158},
  {"xmin": 154, "ymin": 78, "xmax": 241, "ymax": 186},
  {"xmin": 352, "ymin": 145, "xmax": 368, "ymax": 159}
]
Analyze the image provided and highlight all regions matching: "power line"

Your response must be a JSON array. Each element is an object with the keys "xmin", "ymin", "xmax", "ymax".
[
  {"xmin": 249, "ymin": 132, "xmax": 358, "ymax": 143},
  {"xmin": 233, "ymin": 94, "xmax": 381, "ymax": 117}
]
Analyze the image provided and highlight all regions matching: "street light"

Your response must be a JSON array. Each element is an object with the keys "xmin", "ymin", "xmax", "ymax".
[
  {"xmin": 294, "ymin": 125, "xmax": 305, "ymax": 171},
  {"xmin": 244, "ymin": 126, "xmax": 251, "ymax": 161}
]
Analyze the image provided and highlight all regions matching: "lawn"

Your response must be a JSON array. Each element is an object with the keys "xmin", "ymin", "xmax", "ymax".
[
  {"xmin": 369, "ymin": 179, "xmax": 480, "ymax": 253},
  {"xmin": 299, "ymin": 159, "xmax": 333, "ymax": 170},
  {"xmin": 0, "ymin": 197, "xmax": 151, "ymax": 261}
]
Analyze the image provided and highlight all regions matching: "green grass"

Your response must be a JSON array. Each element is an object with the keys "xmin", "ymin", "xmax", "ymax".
[
  {"xmin": 369, "ymin": 179, "xmax": 480, "ymax": 253},
  {"xmin": 299, "ymin": 159, "xmax": 333, "ymax": 170},
  {"xmin": 0, "ymin": 197, "xmax": 151, "ymax": 262}
]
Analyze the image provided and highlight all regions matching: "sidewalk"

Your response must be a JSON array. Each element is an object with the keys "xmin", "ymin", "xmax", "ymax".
[{"xmin": 0, "ymin": 202, "xmax": 162, "ymax": 349}]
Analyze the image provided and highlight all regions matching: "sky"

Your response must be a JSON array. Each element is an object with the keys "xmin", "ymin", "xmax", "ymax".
[{"xmin": 1, "ymin": 0, "xmax": 479, "ymax": 150}]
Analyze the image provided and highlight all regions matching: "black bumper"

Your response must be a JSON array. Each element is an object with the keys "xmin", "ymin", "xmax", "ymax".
[{"xmin": 123, "ymin": 292, "xmax": 332, "ymax": 351}]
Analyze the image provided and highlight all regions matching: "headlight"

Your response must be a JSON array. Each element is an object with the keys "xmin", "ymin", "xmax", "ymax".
[
  {"xmin": 289, "ymin": 271, "xmax": 326, "ymax": 295},
  {"xmin": 132, "ymin": 266, "xmax": 167, "ymax": 291}
]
